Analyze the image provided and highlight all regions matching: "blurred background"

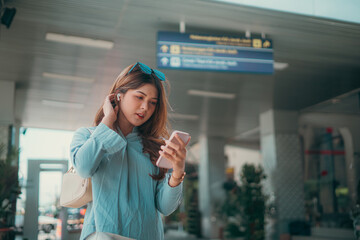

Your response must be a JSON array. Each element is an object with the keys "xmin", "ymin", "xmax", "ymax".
[{"xmin": 0, "ymin": 0, "xmax": 360, "ymax": 239}]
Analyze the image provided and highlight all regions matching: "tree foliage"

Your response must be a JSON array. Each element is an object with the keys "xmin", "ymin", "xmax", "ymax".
[
  {"xmin": 0, "ymin": 143, "xmax": 21, "ymax": 226},
  {"xmin": 221, "ymin": 164, "xmax": 266, "ymax": 240}
]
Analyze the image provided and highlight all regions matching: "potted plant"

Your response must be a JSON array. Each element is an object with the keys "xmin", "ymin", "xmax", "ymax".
[
  {"xmin": 0, "ymin": 143, "xmax": 21, "ymax": 233},
  {"xmin": 350, "ymin": 179, "xmax": 360, "ymax": 240},
  {"xmin": 220, "ymin": 164, "xmax": 267, "ymax": 240}
]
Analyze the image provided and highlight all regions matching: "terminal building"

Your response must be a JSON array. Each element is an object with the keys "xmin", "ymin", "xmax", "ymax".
[{"xmin": 0, "ymin": 0, "xmax": 359, "ymax": 239}]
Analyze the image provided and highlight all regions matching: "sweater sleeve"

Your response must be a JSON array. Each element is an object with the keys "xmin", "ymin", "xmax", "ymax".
[
  {"xmin": 155, "ymin": 173, "xmax": 183, "ymax": 216},
  {"xmin": 70, "ymin": 123, "xmax": 127, "ymax": 178}
]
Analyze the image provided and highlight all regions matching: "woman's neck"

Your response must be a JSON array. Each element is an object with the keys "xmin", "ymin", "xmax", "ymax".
[
  {"xmin": 116, "ymin": 112, "xmax": 134, "ymax": 137},
  {"xmin": 118, "ymin": 123, "xmax": 133, "ymax": 137}
]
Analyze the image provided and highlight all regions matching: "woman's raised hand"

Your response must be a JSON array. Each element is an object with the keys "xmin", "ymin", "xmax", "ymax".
[{"xmin": 101, "ymin": 94, "xmax": 119, "ymax": 130}]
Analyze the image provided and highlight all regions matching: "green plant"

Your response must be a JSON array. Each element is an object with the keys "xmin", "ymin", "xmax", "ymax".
[
  {"xmin": 240, "ymin": 164, "xmax": 266, "ymax": 240},
  {"xmin": 220, "ymin": 164, "xmax": 266, "ymax": 240},
  {"xmin": 0, "ymin": 143, "xmax": 21, "ymax": 227},
  {"xmin": 182, "ymin": 163, "xmax": 202, "ymax": 237},
  {"xmin": 225, "ymin": 222, "xmax": 244, "ymax": 238},
  {"xmin": 186, "ymin": 187, "xmax": 201, "ymax": 237}
]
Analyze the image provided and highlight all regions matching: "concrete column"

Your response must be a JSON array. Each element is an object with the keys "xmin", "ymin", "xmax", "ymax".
[
  {"xmin": 260, "ymin": 110, "xmax": 305, "ymax": 239},
  {"xmin": 0, "ymin": 81, "xmax": 15, "ymax": 125},
  {"xmin": 12, "ymin": 122, "xmax": 21, "ymax": 154},
  {"xmin": 23, "ymin": 161, "xmax": 40, "ymax": 240},
  {"xmin": 339, "ymin": 128, "xmax": 357, "ymax": 206},
  {"xmin": 198, "ymin": 135, "xmax": 226, "ymax": 238},
  {"xmin": 0, "ymin": 126, "xmax": 9, "ymax": 159},
  {"xmin": 0, "ymin": 80, "xmax": 15, "ymax": 158}
]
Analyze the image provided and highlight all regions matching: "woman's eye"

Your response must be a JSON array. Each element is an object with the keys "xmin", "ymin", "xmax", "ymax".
[
  {"xmin": 136, "ymin": 96, "xmax": 143, "ymax": 100},
  {"xmin": 151, "ymin": 102, "xmax": 157, "ymax": 106}
]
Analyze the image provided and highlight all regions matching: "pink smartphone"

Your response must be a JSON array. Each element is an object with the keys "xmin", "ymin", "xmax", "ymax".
[{"xmin": 156, "ymin": 130, "xmax": 191, "ymax": 169}]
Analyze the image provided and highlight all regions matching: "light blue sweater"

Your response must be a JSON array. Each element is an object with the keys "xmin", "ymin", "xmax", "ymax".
[{"xmin": 70, "ymin": 123, "xmax": 183, "ymax": 240}]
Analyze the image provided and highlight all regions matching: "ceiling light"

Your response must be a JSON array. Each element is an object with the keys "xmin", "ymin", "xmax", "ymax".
[
  {"xmin": 274, "ymin": 62, "xmax": 289, "ymax": 70},
  {"xmin": 42, "ymin": 100, "xmax": 84, "ymax": 109},
  {"xmin": 43, "ymin": 72, "xmax": 94, "ymax": 83},
  {"xmin": 45, "ymin": 33, "xmax": 114, "ymax": 49},
  {"xmin": 168, "ymin": 113, "xmax": 199, "ymax": 120},
  {"xmin": 188, "ymin": 89, "xmax": 236, "ymax": 99}
]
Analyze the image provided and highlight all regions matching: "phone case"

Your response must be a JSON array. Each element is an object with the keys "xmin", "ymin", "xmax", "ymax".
[{"xmin": 156, "ymin": 130, "xmax": 190, "ymax": 169}]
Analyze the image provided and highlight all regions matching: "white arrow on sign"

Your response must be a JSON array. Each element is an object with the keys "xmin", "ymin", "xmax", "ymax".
[{"xmin": 161, "ymin": 57, "xmax": 169, "ymax": 66}]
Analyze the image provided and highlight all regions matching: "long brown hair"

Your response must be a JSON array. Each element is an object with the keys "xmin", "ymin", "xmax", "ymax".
[{"xmin": 93, "ymin": 63, "xmax": 170, "ymax": 180}]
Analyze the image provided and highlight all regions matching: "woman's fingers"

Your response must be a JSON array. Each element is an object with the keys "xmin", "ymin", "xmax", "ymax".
[
  {"xmin": 159, "ymin": 149, "xmax": 174, "ymax": 160},
  {"xmin": 185, "ymin": 136, "xmax": 191, "ymax": 145},
  {"xmin": 160, "ymin": 144, "xmax": 186, "ymax": 161},
  {"xmin": 165, "ymin": 140, "xmax": 180, "ymax": 151},
  {"xmin": 159, "ymin": 149, "xmax": 184, "ymax": 164},
  {"xmin": 104, "ymin": 94, "xmax": 112, "ymax": 107},
  {"xmin": 165, "ymin": 135, "xmax": 186, "ymax": 150},
  {"xmin": 101, "ymin": 94, "xmax": 119, "ymax": 130},
  {"xmin": 174, "ymin": 134, "xmax": 187, "ymax": 148},
  {"xmin": 105, "ymin": 94, "xmax": 112, "ymax": 100},
  {"xmin": 159, "ymin": 134, "xmax": 190, "ymax": 170},
  {"xmin": 160, "ymin": 145, "xmax": 174, "ymax": 158},
  {"xmin": 161, "ymin": 145, "xmax": 178, "ymax": 156},
  {"xmin": 103, "ymin": 94, "xmax": 118, "ymax": 120},
  {"xmin": 167, "ymin": 134, "xmax": 190, "ymax": 149}
]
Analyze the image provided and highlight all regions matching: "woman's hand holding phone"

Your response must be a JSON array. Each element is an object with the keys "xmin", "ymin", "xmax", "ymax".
[
  {"xmin": 101, "ymin": 93, "xmax": 119, "ymax": 131},
  {"xmin": 158, "ymin": 131, "xmax": 191, "ymax": 187}
]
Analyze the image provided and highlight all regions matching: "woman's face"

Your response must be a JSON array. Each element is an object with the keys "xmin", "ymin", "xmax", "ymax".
[{"xmin": 118, "ymin": 83, "xmax": 158, "ymax": 127}]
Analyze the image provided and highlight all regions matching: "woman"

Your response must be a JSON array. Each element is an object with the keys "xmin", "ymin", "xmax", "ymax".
[{"xmin": 70, "ymin": 62, "xmax": 190, "ymax": 240}]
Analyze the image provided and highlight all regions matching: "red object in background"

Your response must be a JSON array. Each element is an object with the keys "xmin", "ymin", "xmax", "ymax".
[
  {"xmin": 0, "ymin": 228, "xmax": 12, "ymax": 232},
  {"xmin": 326, "ymin": 127, "xmax": 333, "ymax": 133},
  {"xmin": 305, "ymin": 150, "xmax": 345, "ymax": 155},
  {"xmin": 56, "ymin": 219, "xmax": 62, "ymax": 238},
  {"xmin": 80, "ymin": 208, "xmax": 86, "ymax": 216},
  {"xmin": 321, "ymin": 170, "xmax": 328, "ymax": 176}
]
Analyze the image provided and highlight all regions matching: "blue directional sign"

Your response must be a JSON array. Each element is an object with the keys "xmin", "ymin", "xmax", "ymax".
[{"xmin": 157, "ymin": 31, "xmax": 273, "ymax": 74}]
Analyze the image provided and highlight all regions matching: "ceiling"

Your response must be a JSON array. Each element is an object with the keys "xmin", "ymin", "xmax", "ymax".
[{"xmin": 1, "ymin": 0, "xmax": 360, "ymax": 145}]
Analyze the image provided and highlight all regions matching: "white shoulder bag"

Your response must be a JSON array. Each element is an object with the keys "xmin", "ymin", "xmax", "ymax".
[{"xmin": 60, "ymin": 128, "xmax": 93, "ymax": 208}]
